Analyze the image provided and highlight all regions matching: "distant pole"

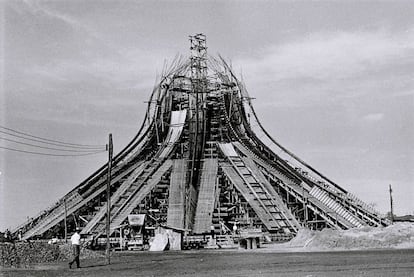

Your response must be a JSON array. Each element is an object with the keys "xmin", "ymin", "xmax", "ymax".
[
  {"xmin": 106, "ymin": 134, "xmax": 113, "ymax": 264},
  {"xmin": 302, "ymin": 186, "xmax": 308, "ymax": 227},
  {"xmin": 389, "ymin": 184, "xmax": 394, "ymax": 224},
  {"xmin": 64, "ymin": 197, "xmax": 67, "ymax": 243}
]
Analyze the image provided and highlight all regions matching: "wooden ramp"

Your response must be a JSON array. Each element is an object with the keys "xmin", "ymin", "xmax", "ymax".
[
  {"xmin": 159, "ymin": 110, "xmax": 187, "ymax": 159},
  {"xmin": 166, "ymin": 159, "xmax": 187, "ymax": 229},
  {"xmin": 81, "ymin": 162, "xmax": 147, "ymax": 235},
  {"xmin": 241, "ymin": 156, "xmax": 301, "ymax": 230},
  {"xmin": 193, "ymin": 159, "xmax": 219, "ymax": 233},
  {"xmin": 233, "ymin": 142, "xmax": 380, "ymax": 228},
  {"xmin": 309, "ymin": 186, "xmax": 365, "ymax": 228},
  {"xmin": 219, "ymin": 143, "xmax": 299, "ymax": 234},
  {"xmin": 105, "ymin": 160, "xmax": 173, "ymax": 233},
  {"xmin": 233, "ymin": 141, "xmax": 365, "ymax": 229}
]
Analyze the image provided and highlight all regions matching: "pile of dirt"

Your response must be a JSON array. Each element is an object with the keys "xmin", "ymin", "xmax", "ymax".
[
  {"xmin": 58, "ymin": 243, "xmax": 105, "ymax": 260},
  {"xmin": 287, "ymin": 222, "xmax": 414, "ymax": 251},
  {"xmin": 287, "ymin": 228, "xmax": 316, "ymax": 248},
  {"xmin": 0, "ymin": 241, "xmax": 60, "ymax": 268},
  {"xmin": 0, "ymin": 242, "xmax": 105, "ymax": 268}
]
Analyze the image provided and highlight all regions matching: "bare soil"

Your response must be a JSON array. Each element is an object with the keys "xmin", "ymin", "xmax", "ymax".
[{"xmin": 2, "ymin": 248, "xmax": 414, "ymax": 277}]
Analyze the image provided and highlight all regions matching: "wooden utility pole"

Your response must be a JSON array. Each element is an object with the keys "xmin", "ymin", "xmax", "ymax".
[
  {"xmin": 389, "ymin": 184, "xmax": 394, "ymax": 224},
  {"xmin": 64, "ymin": 197, "xmax": 67, "ymax": 243},
  {"xmin": 106, "ymin": 134, "xmax": 113, "ymax": 264}
]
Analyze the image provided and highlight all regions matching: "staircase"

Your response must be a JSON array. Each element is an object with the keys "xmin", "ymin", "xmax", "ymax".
[
  {"xmin": 261, "ymin": 170, "xmax": 355, "ymax": 229},
  {"xmin": 240, "ymin": 156, "xmax": 301, "ymax": 229},
  {"xmin": 309, "ymin": 186, "xmax": 365, "ymax": 228},
  {"xmin": 233, "ymin": 141, "xmax": 366, "ymax": 229},
  {"xmin": 219, "ymin": 142, "xmax": 299, "ymax": 234}
]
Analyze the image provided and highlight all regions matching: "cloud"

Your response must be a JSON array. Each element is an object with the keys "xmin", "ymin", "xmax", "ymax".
[
  {"xmin": 4, "ymin": 0, "xmax": 185, "ymax": 129},
  {"xmin": 239, "ymin": 29, "xmax": 414, "ymax": 81},
  {"xmin": 21, "ymin": 0, "xmax": 78, "ymax": 26},
  {"xmin": 362, "ymin": 113, "xmax": 384, "ymax": 122},
  {"xmin": 234, "ymin": 29, "xmax": 414, "ymax": 107},
  {"xmin": 7, "ymin": 1, "xmax": 184, "ymax": 91}
]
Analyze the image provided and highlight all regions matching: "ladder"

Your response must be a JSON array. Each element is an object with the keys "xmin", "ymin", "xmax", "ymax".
[{"xmin": 219, "ymin": 143, "xmax": 299, "ymax": 234}]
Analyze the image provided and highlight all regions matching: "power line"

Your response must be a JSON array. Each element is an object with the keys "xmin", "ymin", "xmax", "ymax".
[
  {"xmin": 0, "ymin": 125, "xmax": 106, "ymax": 149},
  {"xmin": 0, "ymin": 129, "xmax": 106, "ymax": 150},
  {"xmin": 0, "ymin": 136, "xmax": 105, "ymax": 153},
  {"xmin": 0, "ymin": 145, "xmax": 106, "ymax": 157}
]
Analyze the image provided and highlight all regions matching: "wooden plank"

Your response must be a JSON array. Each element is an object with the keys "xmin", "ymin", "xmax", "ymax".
[
  {"xmin": 220, "ymin": 163, "xmax": 280, "ymax": 231},
  {"xmin": 166, "ymin": 159, "xmax": 187, "ymax": 229},
  {"xmin": 80, "ymin": 161, "xmax": 147, "ymax": 234},
  {"xmin": 193, "ymin": 159, "xmax": 218, "ymax": 233},
  {"xmin": 107, "ymin": 160, "xmax": 173, "ymax": 232},
  {"xmin": 242, "ymin": 157, "xmax": 301, "ymax": 230}
]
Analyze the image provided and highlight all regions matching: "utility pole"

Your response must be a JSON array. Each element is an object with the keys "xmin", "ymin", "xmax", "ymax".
[
  {"xmin": 389, "ymin": 184, "xmax": 394, "ymax": 224},
  {"xmin": 106, "ymin": 134, "xmax": 113, "ymax": 264},
  {"xmin": 64, "ymin": 197, "xmax": 67, "ymax": 243}
]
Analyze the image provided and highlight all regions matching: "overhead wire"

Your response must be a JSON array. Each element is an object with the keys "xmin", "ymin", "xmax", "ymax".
[
  {"xmin": 0, "ymin": 136, "xmax": 105, "ymax": 153},
  {"xmin": 0, "ymin": 129, "xmax": 105, "ymax": 151},
  {"xmin": 0, "ymin": 125, "xmax": 106, "ymax": 149},
  {"xmin": 0, "ymin": 124, "xmax": 107, "ymax": 157},
  {"xmin": 0, "ymin": 145, "xmax": 106, "ymax": 157}
]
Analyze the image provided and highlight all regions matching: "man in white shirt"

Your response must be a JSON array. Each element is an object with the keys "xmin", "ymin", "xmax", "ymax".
[{"xmin": 69, "ymin": 228, "xmax": 81, "ymax": 268}]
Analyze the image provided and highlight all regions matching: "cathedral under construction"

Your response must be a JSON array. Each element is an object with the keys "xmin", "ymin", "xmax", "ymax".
[{"xmin": 13, "ymin": 34, "xmax": 389, "ymax": 245}]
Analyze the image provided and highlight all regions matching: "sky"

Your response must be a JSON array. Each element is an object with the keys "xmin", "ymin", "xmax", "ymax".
[{"xmin": 1, "ymin": 0, "xmax": 413, "ymax": 230}]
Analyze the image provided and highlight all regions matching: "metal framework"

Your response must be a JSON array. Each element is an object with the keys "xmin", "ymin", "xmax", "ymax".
[{"xmin": 13, "ymin": 34, "xmax": 389, "ymax": 242}]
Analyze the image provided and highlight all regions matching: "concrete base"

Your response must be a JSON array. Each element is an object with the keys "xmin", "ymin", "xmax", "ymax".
[{"xmin": 239, "ymin": 237, "xmax": 260, "ymax": 249}]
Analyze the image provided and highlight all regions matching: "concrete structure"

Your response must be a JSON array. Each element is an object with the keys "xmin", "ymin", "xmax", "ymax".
[{"xmin": 13, "ymin": 34, "xmax": 389, "ymax": 242}]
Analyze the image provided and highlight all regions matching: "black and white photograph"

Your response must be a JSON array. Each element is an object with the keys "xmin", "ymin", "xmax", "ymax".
[{"xmin": 1, "ymin": 0, "xmax": 413, "ymax": 276}]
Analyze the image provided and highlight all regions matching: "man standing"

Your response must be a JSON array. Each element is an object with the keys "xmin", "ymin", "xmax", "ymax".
[
  {"xmin": 69, "ymin": 227, "xmax": 81, "ymax": 268},
  {"xmin": 232, "ymin": 222, "xmax": 238, "ymax": 235},
  {"xmin": 210, "ymin": 225, "xmax": 215, "ymax": 239}
]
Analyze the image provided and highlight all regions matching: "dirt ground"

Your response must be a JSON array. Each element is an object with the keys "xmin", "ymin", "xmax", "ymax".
[{"xmin": 2, "ymin": 248, "xmax": 414, "ymax": 277}]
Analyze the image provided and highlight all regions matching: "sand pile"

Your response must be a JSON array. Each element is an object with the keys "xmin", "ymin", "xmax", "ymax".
[{"xmin": 287, "ymin": 222, "xmax": 414, "ymax": 251}]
